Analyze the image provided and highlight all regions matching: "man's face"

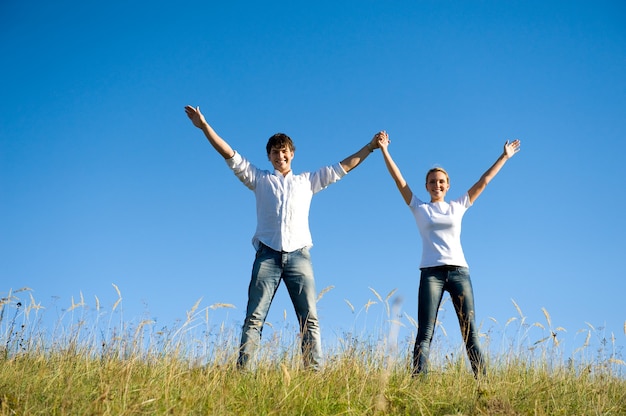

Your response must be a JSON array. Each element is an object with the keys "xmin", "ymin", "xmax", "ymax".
[{"xmin": 269, "ymin": 145, "xmax": 294, "ymax": 175}]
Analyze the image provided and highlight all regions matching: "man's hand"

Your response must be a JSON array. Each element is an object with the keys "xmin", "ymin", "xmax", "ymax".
[
  {"xmin": 185, "ymin": 105, "xmax": 207, "ymax": 129},
  {"xmin": 376, "ymin": 131, "xmax": 390, "ymax": 150}
]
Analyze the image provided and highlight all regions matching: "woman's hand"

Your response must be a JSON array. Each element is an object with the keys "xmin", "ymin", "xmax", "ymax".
[
  {"xmin": 504, "ymin": 139, "xmax": 521, "ymax": 159},
  {"xmin": 376, "ymin": 130, "xmax": 390, "ymax": 150}
]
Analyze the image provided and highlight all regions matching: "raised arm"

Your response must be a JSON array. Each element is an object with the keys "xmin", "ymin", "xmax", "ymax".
[
  {"xmin": 339, "ymin": 132, "xmax": 383, "ymax": 172},
  {"xmin": 184, "ymin": 105, "xmax": 235, "ymax": 159},
  {"xmin": 467, "ymin": 139, "xmax": 521, "ymax": 204},
  {"xmin": 378, "ymin": 132, "xmax": 413, "ymax": 205}
]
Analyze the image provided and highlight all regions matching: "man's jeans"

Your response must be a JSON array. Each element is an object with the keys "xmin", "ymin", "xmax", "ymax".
[
  {"xmin": 237, "ymin": 243, "xmax": 321, "ymax": 369},
  {"xmin": 413, "ymin": 266, "xmax": 486, "ymax": 377}
]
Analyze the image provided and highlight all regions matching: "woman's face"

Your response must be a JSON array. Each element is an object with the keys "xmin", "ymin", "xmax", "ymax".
[{"xmin": 425, "ymin": 171, "xmax": 450, "ymax": 202}]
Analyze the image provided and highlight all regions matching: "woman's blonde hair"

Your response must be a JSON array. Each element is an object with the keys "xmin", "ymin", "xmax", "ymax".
[{"xmin": 425, "ymin": 167, "xmax": 450, "ymax": 184}]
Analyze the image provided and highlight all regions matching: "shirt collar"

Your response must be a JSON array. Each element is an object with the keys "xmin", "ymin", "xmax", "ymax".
[{"xmin": 273, "ymin": 169, "xmax": 293, "ymax": 178}]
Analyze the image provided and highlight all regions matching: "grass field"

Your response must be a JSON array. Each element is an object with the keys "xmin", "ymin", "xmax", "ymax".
[{"xmin": 1, "ymin": 287, "xmax": 624, "ymax": 415}]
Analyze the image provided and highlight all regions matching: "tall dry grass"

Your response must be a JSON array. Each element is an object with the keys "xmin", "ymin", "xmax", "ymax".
[{"xmin": 0, "ymin": 285, "xmax": 624, "ymax": 415}]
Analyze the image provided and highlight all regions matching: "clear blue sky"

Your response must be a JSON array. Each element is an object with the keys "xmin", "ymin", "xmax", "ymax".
[{"xmin": 2, "ymin": 0, "xmax": 625, "ymax": 364}]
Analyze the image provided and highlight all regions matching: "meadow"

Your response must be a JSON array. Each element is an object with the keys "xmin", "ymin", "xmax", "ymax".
[{"xmin": 1, "ymin": 286, "xmax": 624, "ymax": 415}]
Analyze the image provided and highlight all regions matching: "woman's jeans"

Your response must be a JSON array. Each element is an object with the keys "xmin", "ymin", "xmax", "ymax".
[
  {"xmin": 413, "ymin": 266, "xmax": 486, "ymax": 377},
  {"xmin": 237, "ymin": 243, "xmax": 321, "ymax": 370}
]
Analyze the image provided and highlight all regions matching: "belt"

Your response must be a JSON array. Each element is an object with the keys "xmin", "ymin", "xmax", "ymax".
[
  {"xmin": 259, "ymin": 242, "xmax": 289, "ymax": 254},
  {"xmin": 421, "ymin": 265, "xmax": 463, "ymax": 272}
]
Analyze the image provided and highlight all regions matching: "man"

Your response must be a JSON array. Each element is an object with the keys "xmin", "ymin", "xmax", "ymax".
[{"xmin": 184, "ymin": 105, "xmax": 383, "ymax": 369}]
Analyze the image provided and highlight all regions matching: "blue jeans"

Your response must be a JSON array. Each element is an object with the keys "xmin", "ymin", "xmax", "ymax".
[
  {"xmin": 237, "ymin": 243, "xmax": 322, "ymax": 369},
  {"xmin": 413, "ymin": 266, "xmax": 486, "ymax": 377}
]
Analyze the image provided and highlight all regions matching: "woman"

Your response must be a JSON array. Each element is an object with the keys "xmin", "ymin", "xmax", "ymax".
[{"xmin": 378, "ymin": 132, "xmax": 521, "ymax": 377}]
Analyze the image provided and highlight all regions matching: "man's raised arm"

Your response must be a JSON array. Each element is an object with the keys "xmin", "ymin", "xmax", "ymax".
[{"xmin": 184, "ymin": 105, "xmax": 235, "ymax": 159}]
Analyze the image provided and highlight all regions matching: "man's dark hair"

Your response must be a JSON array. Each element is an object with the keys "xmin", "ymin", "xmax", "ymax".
[{"xmin": 266, "ymin": 133, "xmax": 295, "ymax": 155}]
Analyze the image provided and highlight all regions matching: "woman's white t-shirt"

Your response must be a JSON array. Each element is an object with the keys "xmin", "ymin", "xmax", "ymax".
[{"xmin": 409, "ymin": 193, "xmax": 471, "ymax": 269}]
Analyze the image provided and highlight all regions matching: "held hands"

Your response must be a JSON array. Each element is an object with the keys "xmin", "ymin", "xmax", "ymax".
[
  {"xmin": 367, "ymin": 131, "xmax": 384, "ymax": 151},
  {"xmin": 503, "ymin": 139, "xmax": 521, "ymax": 159},
  {"xmin": 184, "ymin": 105, "xmax": 207, "ymax": 129},
  {"xmin": 375, "ymin": 130, "xmax": 390, "ymax": 150}
]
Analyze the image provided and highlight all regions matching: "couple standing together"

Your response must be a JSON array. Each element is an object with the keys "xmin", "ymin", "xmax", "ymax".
[{"xmin": 185, "ymin": 105, "xmax": 521, "ymax": 377}]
